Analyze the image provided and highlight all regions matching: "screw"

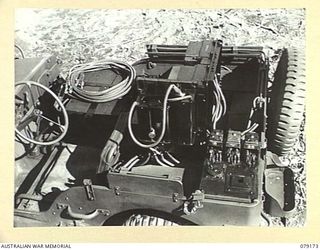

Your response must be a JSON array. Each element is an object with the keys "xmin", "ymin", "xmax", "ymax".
[
  {"xmin": 114, "ymin": 187, "xmax": 120, "ymax": 196},
  {"xmin": 173, "ymin": 193, "xmax": 179, "ymax": 202},
  {"xmin": 148, "ymin": 129, "xmax": 156, "ymax": 139}
]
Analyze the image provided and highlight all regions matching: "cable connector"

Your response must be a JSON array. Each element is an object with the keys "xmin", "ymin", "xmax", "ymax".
[{"xmin": 172, "ymin": 85, "xmax": 185, "ymax": 97}]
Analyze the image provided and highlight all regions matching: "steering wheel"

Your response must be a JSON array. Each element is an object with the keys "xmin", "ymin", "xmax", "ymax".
[
  {"xmin": 15, "ymin": 80, "xmax": 69, "ymax": 146},
  {"xmin": 14, "ymin": 44, "xmax": 25, "ymax": 59}
]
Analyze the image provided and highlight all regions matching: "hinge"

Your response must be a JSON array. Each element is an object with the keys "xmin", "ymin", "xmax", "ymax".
[{"xmin": 83, "ymin": 179, "xmax": 95, "ymax": 201}]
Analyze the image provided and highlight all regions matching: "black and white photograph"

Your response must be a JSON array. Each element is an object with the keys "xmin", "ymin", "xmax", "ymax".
[{"xmin": 14, "ymin": 8, "xmax": 306, "ymax": 228}]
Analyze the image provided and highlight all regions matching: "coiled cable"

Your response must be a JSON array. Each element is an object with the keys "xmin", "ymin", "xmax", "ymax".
[{"xmin": 66, "ymin": 60, "xmax": 136, "ymax": 103}]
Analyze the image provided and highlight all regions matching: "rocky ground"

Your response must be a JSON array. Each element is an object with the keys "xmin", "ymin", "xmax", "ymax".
[{"xmin": 15, "ymin": 8, "xmax": 306, "ymax": 226}]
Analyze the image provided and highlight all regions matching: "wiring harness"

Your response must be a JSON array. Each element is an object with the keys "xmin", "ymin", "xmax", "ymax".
[
  {"xmin": 241, "ymin": 96, "xmax": 264, "ymax": 136},
  {"xmin": 211, "ymin": 74, "xmax": 227, "ymax": 129},
  {"xmin": 66, "ymin": 60, "xmax": 136, "ymax": 103}
]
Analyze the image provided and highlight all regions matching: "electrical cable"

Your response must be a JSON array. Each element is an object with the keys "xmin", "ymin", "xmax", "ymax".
[
  {"xmin": 149, "ymin": 147, "xmax": 175, "ymax": 166},
  {"xmin": 168, "ymin": 95, "xmax": 192, "ymax": 102},
  {"xmin": 121, "ymin": 155, "xmax": 139, "ymax": 169},
  {"xmin": 212, "ymin": 86, "xmax": 222, "ymax": 128},
  {"xmin": 245, "ymin": 96, "xmax": 264, "ymax": 133},
  {"xmin": 211, "ymin": 74, "xmax": 226, "ymax": 129},
  {"xmin": 215, "ymin": 75, "xmax": 227, "ymax": 116},
  {"xmin": 241, "ymin": 123, "xmax": 259, "ymax": 136},
  {"xmin": 221, "ymin": 65, "xmax": 232, "ymax": 72},
  {"xmin": 165, "ymin": 151, "xmax": 180, "ymax": 164},
  {"xmin": 128, "ymin": 84, "xmax": 185, "ymax": 149},
  {"xmin": 67, "ymin": 60, "xmax": 136, "ymax": 103},
  {"xmin": 159, "ymin": 154, "xmax": 175, "ymax": 166},
  {"xmin": 127, "ymin": 158, "xmax": 140, "ymax": 171}
]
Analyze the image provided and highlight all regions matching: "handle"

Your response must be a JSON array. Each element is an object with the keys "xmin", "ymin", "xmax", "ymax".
[{"xmin": 67, "ymin": 206, "xmax": 100, "ymax": 220}]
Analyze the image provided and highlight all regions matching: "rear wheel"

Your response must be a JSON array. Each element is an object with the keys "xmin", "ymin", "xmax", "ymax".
[{"xmin": 267, "ymin": 48, "xmax": 305, "ymax": 156}]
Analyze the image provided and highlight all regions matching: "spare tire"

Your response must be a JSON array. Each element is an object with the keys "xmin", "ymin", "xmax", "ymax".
[
  {"xmin": 267, "ymin": 48, "xmax": 305, "ymax": 156},
  {"xmin": 123, "ymin": 214, "xmax": 179, "ymax": 226}
]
